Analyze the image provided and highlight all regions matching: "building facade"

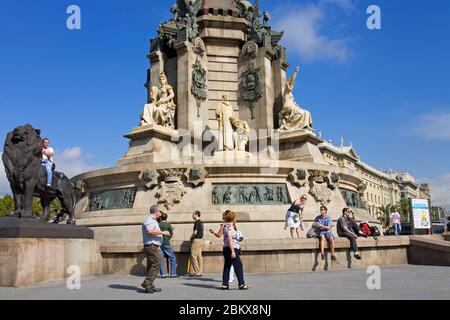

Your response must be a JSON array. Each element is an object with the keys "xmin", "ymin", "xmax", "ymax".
[{"xmin": 318, "ymin": 140, "xmax": 431, "ymax": 218}]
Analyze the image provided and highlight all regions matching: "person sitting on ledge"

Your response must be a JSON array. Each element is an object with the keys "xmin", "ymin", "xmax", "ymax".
[
  {"xmin": 349, "ymin": 210, "xmax": 368, "ymax": 238},
  {"xmin": 337, "ymin": 208, "xmax": 362, "ymax": 260},
  {"xmin": 315, "ymin": 205, "xmax": 337, "ymax": 261}
]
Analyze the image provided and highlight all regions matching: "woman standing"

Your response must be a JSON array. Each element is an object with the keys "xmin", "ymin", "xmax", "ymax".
[
  {"xmin": 285, "ymin": 195, "xmax": 307, "ymax": 239},
  {"xmin": 210, "ymin": 211, "xmax": 235, "ymax": 285},
  {"xmin": 221, "ymin": 211, "xmax": 249, "ymax": 290}
]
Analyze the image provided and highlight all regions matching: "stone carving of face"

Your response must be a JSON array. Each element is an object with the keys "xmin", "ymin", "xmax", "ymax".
[{"xmin": 160, "ymin": 77, "xmax": 167, "ymax": 86}]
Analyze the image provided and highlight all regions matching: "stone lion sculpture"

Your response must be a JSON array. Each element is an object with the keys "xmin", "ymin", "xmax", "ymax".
[{"xmin": 2, "ymin": 124, "xmax": 76, "ymax": 224}]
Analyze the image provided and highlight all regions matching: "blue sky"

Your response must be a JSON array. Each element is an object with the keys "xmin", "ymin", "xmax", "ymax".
[{"xmin": 0, "ymin": 0, "xmax": 449, "ymax": 208}]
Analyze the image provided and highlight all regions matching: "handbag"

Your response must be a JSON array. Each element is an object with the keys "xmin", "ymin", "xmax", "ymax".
[{"xmin": 307, "ymin": 224, "xmax": 321, "ymax": 238}]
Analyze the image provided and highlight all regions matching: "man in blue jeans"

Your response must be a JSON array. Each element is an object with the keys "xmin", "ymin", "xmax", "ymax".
[
  {"xmin": 159, "ymin": 213, "xmax": 178, "ymax": 278},
  {"xmin": 41, "ymin": 138, "xmax": 54, "ymax": 188}
]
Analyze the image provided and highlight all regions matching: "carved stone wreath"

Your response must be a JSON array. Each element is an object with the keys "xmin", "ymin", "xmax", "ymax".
[
  {"xmin": 184, "ymin": 166, "xmax": 207, "ymax": 187},
  {"xmin": 192, "ymin": 37, "xmax": 206, "ymax": 57},
  {"xmin": 288, "ymin": 168, "xmax": 307, "ymax": 188},
  {"xmin": 239, "ymin": 63, "xmax": 263, "ymax": 119},
  {"xmin": 139, "ymin": 170, "xmax": 158, "ymax": 189},
  {"xmin": 242, "ymin": 41, "xmax": 259, "ymax": 59}
]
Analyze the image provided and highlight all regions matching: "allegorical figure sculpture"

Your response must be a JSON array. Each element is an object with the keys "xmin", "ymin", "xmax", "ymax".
[
  {"xmin": 2, "ymin": 124, "xmax": 76, "ymax": 224},
  {"xmin": 140, "ymin": 73, "xmax": 177, "ymax": 129},
  {"xmin": 216, "ymin": 95, "xmax": 235, "ymax": 151},
  {"xmin": 230, "ymin": 116, "xmax": 250, "ymax": 151},
  {"xmin": 279, "ymin": 67, "xmax": 313, "ymax": 131}
]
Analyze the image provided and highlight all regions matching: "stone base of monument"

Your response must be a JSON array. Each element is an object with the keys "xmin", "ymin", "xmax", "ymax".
[
  {"xmin": 100, "ymin": 237, "xmax": 412, "ymax": 275},
  {"xmin": 0, "ymin": 218, "xmax": 102, "ymax": 287}
]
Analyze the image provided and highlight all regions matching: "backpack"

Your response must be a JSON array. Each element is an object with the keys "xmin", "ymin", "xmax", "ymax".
[
  {"xmin": 370, "ymin": 226, "xmax": 381, "ymax": 237},
  {"xmin": 360, "ymin": 223, "xmax": 372, "ymax": 236}
]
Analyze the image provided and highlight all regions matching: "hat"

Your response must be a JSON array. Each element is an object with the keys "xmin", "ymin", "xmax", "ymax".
[{"xmin": 150, "ymin": 205, "xmax": 163, "ymax": 214}]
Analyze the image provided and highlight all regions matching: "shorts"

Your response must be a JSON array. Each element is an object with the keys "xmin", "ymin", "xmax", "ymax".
[{"xmin": 320, "ymin": 231, "xmax": 334, "ymax": 240}]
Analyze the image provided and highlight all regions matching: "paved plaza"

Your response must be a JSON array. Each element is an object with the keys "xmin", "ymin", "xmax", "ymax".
[{"xmin": 1, "ymin": 265, "xmax": 449, "ymax": 300}]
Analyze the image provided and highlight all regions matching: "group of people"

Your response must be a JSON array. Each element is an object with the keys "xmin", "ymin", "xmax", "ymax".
[
  {"xmin": 140, "ymin": 205, "xmax": 249, "ymax": 294},
  {"xmin": 285, "ymin": 195, "xmax": 381, "ymax": 261}
]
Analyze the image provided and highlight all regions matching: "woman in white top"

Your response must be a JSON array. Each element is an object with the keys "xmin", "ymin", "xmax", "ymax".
[
  {"xmin": 210, "ymin": 211, "xmax": 235, "ymax": 285},
  {"xmin": 285, "ymin": 195, "xmax": 307, "ymax": 239},
  {"xmin": 221, "ymin": 211, "xmax": 249, "ymax": 290}
]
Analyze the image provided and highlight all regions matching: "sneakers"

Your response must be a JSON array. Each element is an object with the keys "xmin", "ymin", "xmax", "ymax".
[
  {"xmin": 331, "ymin": 255, "xmax": 337, "ymax": 261},
  {"xmin": 239, "ymin": 284, "xmax": 250, "ymax": 290},
  {"xmin": 354, "ymin": 253, "xmax": 362, "ymax": 260},
  {"xmin": 169, "ymin": 275, "xmax": 179, "ymax": 278},
  {"xmin": 161, "ymin": 275, "xmax": 168, "ymax": 279}
]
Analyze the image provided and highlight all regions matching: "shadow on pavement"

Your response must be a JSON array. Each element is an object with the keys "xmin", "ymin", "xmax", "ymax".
[
  {"xmin": 181, "ymin": 282, "xmax": 222, "ymax": 290},
  {"xmin": 109, "ymin": 284, "xmax": 144, "ymax": 293}
]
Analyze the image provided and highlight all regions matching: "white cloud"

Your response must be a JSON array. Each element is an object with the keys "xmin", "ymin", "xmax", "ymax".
[
  {"xmin": 414, "ymin": 112, "xmax": 450, "ymax": 140},
  {"xmin": 320, "ymin": 0, "xmax": 355, "ymax": 11},
  {"xmin": 55, "ymin": 147, "xmax": 102, "ymax": 179},
  {"xmin": 0, "ymin": 147, "xmax": 102, "ymax": 195},
  {"xmin": 272, "ymin": 3, "xmax": 351, "ymax": 62},
  {"xmin": 0, "ymin": 154, "xmax": 10, "ymax": 195},
  {"xmin": 429, "ymin": 174, "xmax": 450, "ymax": 211},
  {"xmin": 60, "ymin": 147, "xmax": 82, "ymax": 161}
]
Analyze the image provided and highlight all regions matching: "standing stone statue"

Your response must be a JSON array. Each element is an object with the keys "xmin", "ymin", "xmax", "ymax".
[
  {"xmin": 230, "ymin": 116, "xmax": 250, "ymax": 151},
  {"xmin": 140, "ymin": 73, "xmax": 177, "ymax": 129},
  {"xmin": 279, "ymin": 67, "xmax": 313, "ymax": 131},
  {"xmin": 216, "ymin": 95, "xmax": 235, "ymax": 151}
]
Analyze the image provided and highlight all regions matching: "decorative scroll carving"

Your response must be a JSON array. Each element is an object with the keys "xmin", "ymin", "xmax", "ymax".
[
  {"xmin": 88, "ymin": 188, "xmax": 137, "ymax": 212},
  {"xmin": 212, "ymin": 184, "xmax": 291, "ymax": 205}
]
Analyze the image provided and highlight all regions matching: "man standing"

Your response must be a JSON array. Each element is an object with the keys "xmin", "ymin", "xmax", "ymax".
[
  {"xmin": 189, "ymin": 211, "xmax": 204, "ymax": 277},
  {"xmin": 337, "ymin": 208, "xmax": 362, "ymax": 260},
  {"xmin": 159, "ymin": 213, "xmax": 178, "ymax": 278},
  {"xmin": 141, "ymin": 205, "xmax": 171, "ymax": 294},
  {"xmin": 41, "ymin": 138, "xmax": 54, "ymax": 188},
  {"xmin": 390, "ymin": 208, "xmax": 402, "ymax": 236}
]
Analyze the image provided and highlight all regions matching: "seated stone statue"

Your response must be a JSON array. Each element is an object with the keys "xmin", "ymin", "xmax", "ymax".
[
  {"xmin": 140, "ymin": 73, "xmax": 176, "ymax": 129},
  {"xmin": 230, "ymin": 116, "xmax": 250, "ymax": 151},
  {"xmin": 279, "ymin": 67, "xmax": 313, "ymax": 131}
]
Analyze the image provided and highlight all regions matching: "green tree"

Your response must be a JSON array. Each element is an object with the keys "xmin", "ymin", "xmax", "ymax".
[{"xmin": 0, "ymin": 195, "xmax": 15, "ymax": 217}]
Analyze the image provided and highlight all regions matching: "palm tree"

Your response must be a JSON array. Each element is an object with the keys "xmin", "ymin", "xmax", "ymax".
[
  {"xmin": 377, "ymin": 204, "xmax": 393, "ymax": 229},
  {"xmin": 397, "ymin": 198, "xmax": 410, "ymax": 223}
]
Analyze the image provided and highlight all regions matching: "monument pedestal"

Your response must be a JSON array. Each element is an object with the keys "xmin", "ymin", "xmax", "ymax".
[
  {"xmin": 118, "ymin": 125, "xmax": 179, "ymax": 166},
  {"xmin": 275, "ymin": 129, "xmax": 328, "ymax": 164},
  {"xmin": 0, "ymin": 218, "xmax": 101, "ymax": 288}
]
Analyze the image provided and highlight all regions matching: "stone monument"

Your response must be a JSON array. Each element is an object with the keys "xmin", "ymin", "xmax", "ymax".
[
  {"xmin": 0, "ymin": 125, "xmax": 100, "ymax": 287},
  {"xmin": 70, "ymin": 0, "xmax": 379, "ymax": 272}
]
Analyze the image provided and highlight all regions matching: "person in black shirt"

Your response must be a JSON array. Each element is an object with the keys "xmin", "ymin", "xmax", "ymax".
[
  {"xmin": 337, "ymin": 208, "xmax": 362, "ymax": 260},
  {"xmin": 189, "ymin": 211, "xmax": 204, "ymax": 277}
]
